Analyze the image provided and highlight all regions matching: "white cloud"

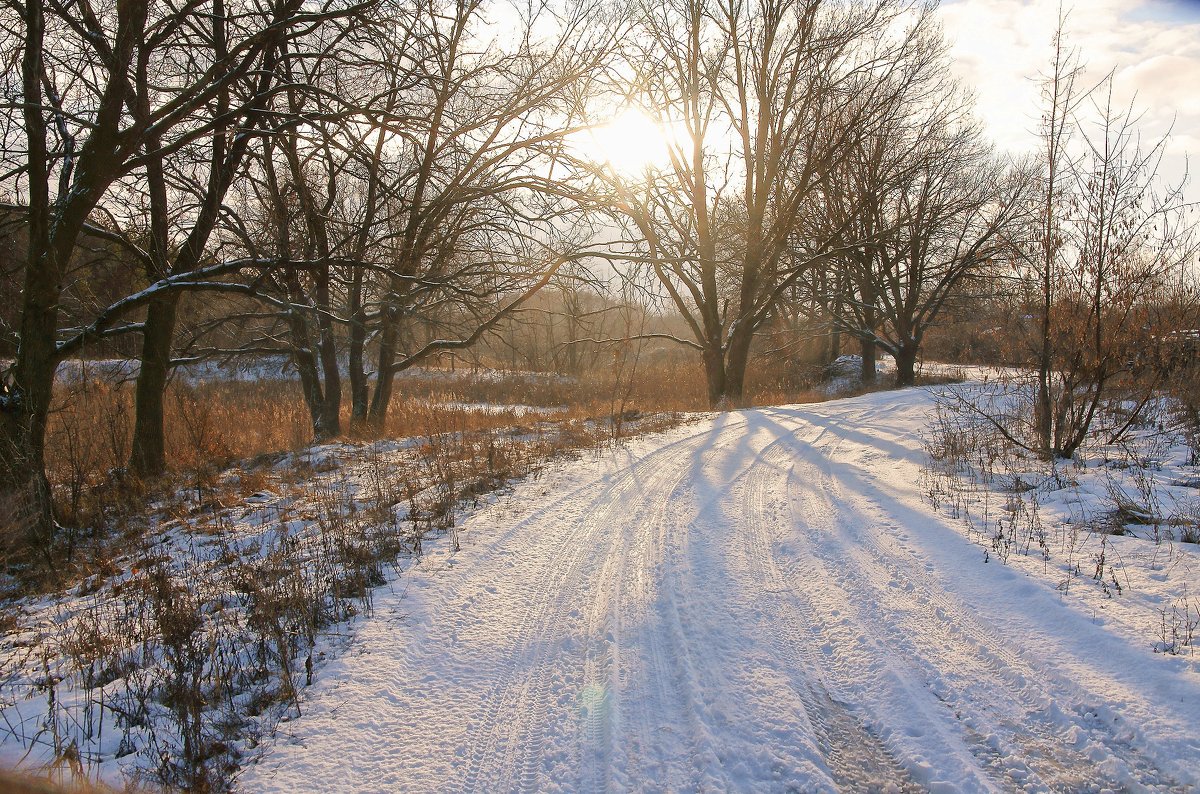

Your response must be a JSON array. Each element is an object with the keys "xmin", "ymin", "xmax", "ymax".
[
  {"xmin": 937, "ymin": 0, "xmax": 1200, "ymax": 198},
  {"xmin": 1114, "ymin": 55, "xmax": 1200, "ymax": 118}
]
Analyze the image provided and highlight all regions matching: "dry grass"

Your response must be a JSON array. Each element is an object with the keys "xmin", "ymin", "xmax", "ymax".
[
  {"xmin": 39, "ymin": 358, "xmax": 837, "ymax": 515},
  {"xmin": 10, "ymin": 356, "xmax": 871, "ymax": 592},
  {"xmin": 0, "ymin": 768, "xmax": 118, "ymax": 793}
]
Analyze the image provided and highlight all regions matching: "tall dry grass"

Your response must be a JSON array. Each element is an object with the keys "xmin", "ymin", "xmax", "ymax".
[
  {"xmin": 40, "ymin": 360, "xmax": 828, "ymax": 511},
  {"xmin": 22, "ymin": 357, "xmax": 846, "ymax": 575}
]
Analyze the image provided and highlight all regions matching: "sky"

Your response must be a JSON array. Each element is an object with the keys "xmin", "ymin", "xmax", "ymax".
[{"xmin": 936, "ymin": 0, "xmax": 1200, "ymax": 197}]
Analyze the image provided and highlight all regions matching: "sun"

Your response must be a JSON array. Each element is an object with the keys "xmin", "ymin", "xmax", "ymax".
[{"xmin": 586, "ymin": 108, "xmax": 674, "ymax": 176}]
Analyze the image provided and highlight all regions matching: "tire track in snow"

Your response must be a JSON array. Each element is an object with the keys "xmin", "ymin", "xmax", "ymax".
[
  {"xmin": 573, "ymin": 455, "xmax": 690, "ymax": 793},
  {"xmin": 770, "ymin": 426, "xmax": 1066, "ymax": 790},
  {"xmin": 453, "ymin": 480, "xmax": 610, "ymax": 794},
  {"xmin": 618, "ymin": 479, "xmax": 711, "ymax": 790},
  {"xmin": 634, "ymin": 412, "xmax": 882, "ymax": 790},
  {"xmin": 732, "ymin": 421, "xmax": 923, "ymax": 792},
  {"xmin": 455, "ymin": 422, "xmax": 720, "ymax": 793},
  {"xmin": 582, "ymin": 419, "xmax": 755, "ymax": 792},
  {"xmin": 576, "ymin": 446, "xmax": 706, "ymax": 793},
  {"xmin": 822, "ymin": 415, "xmax": 1183, "ymax": 792},
  {"xmin": 758, "ymin": 404, "xmax": 1185, "ymax": 792}
]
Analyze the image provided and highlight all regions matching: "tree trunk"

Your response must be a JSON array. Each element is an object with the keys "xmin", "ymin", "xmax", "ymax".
[
  {"xmin": 2, "ymin": 236, "xmax": 73, "ymax": 550},
  {"xmin": 348, "ymin": 332, "xmax": 369, "ymax": 426},
  {"xmin": 369, "ymin": 276, "xmax": 413, "ymax": 426},
  {"xmin": 314, "ymin": 274, "xmax": 341, "ymax": 439},
  {"xmin": 702, "ymin": 346, "xmax": 727, "ymax": 408},
  {"xmin": 369, "ymin": 308, "xmax": 398, "ymax": 426},
  {"xmin": 275, "ymin": 262, "xmax": 330, "ymax": 440},
  {"xmin": 347, "ymin": 268, "xmax": 370, "ymax": 426},
  {"xmin": 130, "ymin": 294, "xmax": 180, "ymax": 476},
  {"xmin": 291, "ymin": 335, "xmax": 326, "ymax": 439},
  {"xmin": 295, "ymin": 353, "xmax": 326, "ymax": 437},
  {"xmin": 860, "ymin": 336, "xmax": 877, "ymax": 383},
  {"xmin": 1, "ymin": 0, "xmax": 57, "ymax": 553},
  {"xmin": 894, "ymin": 341, "xmax": 918, "ymax": 387},
  {"xmin": 316, "ymin": 346, "xmax": 341, "ymax": 438},
  {"xmin": 724, "ymin": 323, "xmax": 755, "ymax": 407},
  {"xmin": 1035, "ymin": 312, "xmax": 1054, "ymax": 456},
  {"xmin": 1, "ymin": 307, "xmax": 59, "ymax": 556},
  {"xmin": 129, "ymin": 104, "xmax": 173, "ymax": 478}
]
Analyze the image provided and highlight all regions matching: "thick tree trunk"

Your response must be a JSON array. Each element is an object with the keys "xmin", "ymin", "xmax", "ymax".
[
  {"xmin": 860, "ymin": 336, "xmax": 877, "ymax": 383},
  {"xmin": 702, "ymin": 346, "xmax": 727, "ymax": 409},
  {"xmin": 2, "ymin": 0, "xmax": 57, "ymax": 553},
  {"xmin": 1, "ymin": 307, "xmax": 59, "ymax": 556},
  {"xmin": 369, "ymin": 277, "xmax": 412, "ymax": 426},
  {"xmin": 316, "ymin": 337, "xmax": 341, "ymax": 439},
  {"xmin": 348, "ymin": 333, "xmax": 369, "ymax": 426},
  {"xmin": 369, "ymin": 314, "xmax": 398, "ymax": 426},
  {"xmin": 2, "ymin": 236, "xmax": 81, "ymax": 550},
  {"xmin": 314, "ymin": 275, "xmax": 341, "ymax": 439},
  {"xmin": 129, "ymin": 107, "xmax": 173, "ymax": 478},
  {"xmin": 277, "ymin": 265, "xmax": 330, "ymax": 440},
  {"xmin": 724, "ymin": 323, "xmax": 755, "ymax": 407},
  {"xmin": 894, "ymin": 342, "xmax": 918, "ymax": 387},
  {"xmin": 130, "ymin": 294, "xmax": 180, "ymax": 477},
  {"xmin": 291, "ymin": 336, "xmax": 326, "ymax": 440},
  {"xmin": 295, "ymin": 354, "xmax": 326, "ymax": 437}
]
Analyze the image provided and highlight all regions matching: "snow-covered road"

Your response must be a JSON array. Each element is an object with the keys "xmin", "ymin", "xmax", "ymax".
[{"xmin": 240, "ymin": 389, "xmax": 1200, "ymax": 793}]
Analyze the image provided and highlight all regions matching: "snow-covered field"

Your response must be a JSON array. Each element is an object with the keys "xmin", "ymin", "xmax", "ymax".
[
  {"xmin": 235, "ymin": 387, "xmax": 1200, "ymax": 792},
  {"xmin": 20, "ymin": 356, "xmax": 576, "ymax": 391}
]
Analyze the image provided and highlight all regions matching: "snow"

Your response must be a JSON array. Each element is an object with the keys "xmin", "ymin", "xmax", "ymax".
[
  {"xmin": 823, "ymin": 353, "xmax": 897, "ymax": 394},
  {"xmin": 431, "ymin": 400, "xmax": 566, "ymax": 417},
  {"xmin": 233, "ymin": 387, "xmax": 1200, "ymax": 792},
  {"xmin": 0, "ymin": 356, "xmax": 292, "ymax": 385},
  {"xmin": 1, "ymin": 356, "xmax": 577, "ymax": 391}
]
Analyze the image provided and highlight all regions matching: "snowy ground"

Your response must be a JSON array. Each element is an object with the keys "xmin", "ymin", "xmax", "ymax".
[
  {"xmin": 11, "ymin": 356, "xmax": 576, "ymax": 390},
  {"xmin": 237, "ymin": 387, "xmax": 1200, "ymax": 793},
  {"xmin": 822, "ymin": 353, "xmax": 897, "ymax": 394}
]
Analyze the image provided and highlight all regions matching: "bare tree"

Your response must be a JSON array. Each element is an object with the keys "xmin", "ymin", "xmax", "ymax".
[
  {"xmin": 936, "ymin": 19, "xmax": 1200, "ymax": 461},
  {"xmin": 125, "ymin": 0, "xmax": 321, "ymax": 476},
  {"xmin": 586, "ymin": 0, "xmax": 937, "ymax": 407},
  {"xmin": 1027, "ymin": 18, "xmax": 1086, "ymax": 457},
  {"xmin": 809, "ymin": 76, "xmax": 1029, "ymax": 387},
  {"xmin": 357, "ymin": 0, "xmax": 612, "ymax": 427},
  {"xmin": 876, "ymin": 141, "xmax": 1024, "ymax": 386},
  {"xmin": 0, "ymin": 0, "xmax": 356, "ymax": 547},
  {"xmin": 178, "ymin": 0, "xmax": 614, "ymax": 439},
  {"xmin": 989, "ymin": 22, "xmax": 1198, "ymax": 459}
]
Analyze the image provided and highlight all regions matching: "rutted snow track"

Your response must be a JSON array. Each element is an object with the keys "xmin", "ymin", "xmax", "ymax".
[{"xmin": 240, "ymin": 390, "xmax": 1200, "ymax": 793}]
